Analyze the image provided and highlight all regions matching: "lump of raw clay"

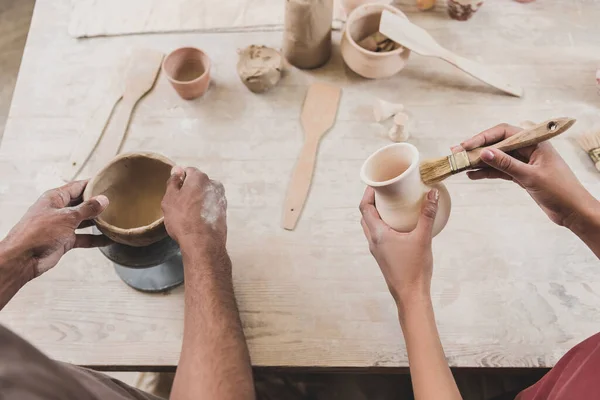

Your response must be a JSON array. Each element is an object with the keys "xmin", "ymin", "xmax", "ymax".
[{"xmin": 237, "ymin": 45, "xmax": 283, "ymax": 93}]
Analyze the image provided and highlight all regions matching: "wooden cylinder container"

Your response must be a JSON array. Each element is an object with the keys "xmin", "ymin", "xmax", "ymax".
[{"xmin": 282, "ymin": 0, "xmax": 334, "ymax": 69}]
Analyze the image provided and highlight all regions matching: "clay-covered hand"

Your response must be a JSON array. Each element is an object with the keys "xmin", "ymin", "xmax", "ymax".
[
  {"xmin": 0, "ymin": 180, "xmax": 110, "ymax": 279},
  {"xmin": 161, "ymin": 166, "xmax": 228, "ymax": 257},
  {"xmin": 359, "ymin": 186, "xmax": 439, "ymax": 306},
  {"xmin": 456, "ymin": 123, "xmax": 598, "ymax": 228}
]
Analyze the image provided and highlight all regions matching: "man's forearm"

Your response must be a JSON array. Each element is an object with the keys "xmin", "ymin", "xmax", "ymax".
[
  {"xmin": 0, "ymin": 241, "xmax": 33, "ymax": 310},
  {"xmin": 398, "ymin": 294, "xmax": 462, "ymax": 400},
  {"xmin": 171, "ymin": 244, "xmax": 255, "ymax": 400}
]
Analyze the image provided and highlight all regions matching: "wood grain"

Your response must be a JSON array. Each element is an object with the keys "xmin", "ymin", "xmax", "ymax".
[{"xmin": 0, "ymin": 0, "xmax": 599, "ymax": 370}]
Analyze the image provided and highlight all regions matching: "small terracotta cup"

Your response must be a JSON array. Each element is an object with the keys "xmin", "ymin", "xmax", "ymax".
[
  {"xmin": 340, "ymin": 3, "xmax": 410, "ymax": 79},
  {"xmin": 162, "ymin": 47, "xmax": 211, "ymax": 100}
]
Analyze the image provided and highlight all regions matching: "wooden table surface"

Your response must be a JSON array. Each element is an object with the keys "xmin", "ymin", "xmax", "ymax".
[{"xmin": 1, "ymin": 0, "xmax": 599, "ymax": 369}]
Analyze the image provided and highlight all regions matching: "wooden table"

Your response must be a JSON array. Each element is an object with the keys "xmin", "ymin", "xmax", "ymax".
[{"xmin": 1, "ymin": 0, "xmax": 599, "ymax": 370}]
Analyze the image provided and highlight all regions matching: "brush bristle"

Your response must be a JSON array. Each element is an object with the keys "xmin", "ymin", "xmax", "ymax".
[
  {"xmin": 420, "ymin": 157, "xmax": 452, "ymax": 185},
  {"xmin": 577, "ymin": 129, "xmax": 600, "ymax": 152}
]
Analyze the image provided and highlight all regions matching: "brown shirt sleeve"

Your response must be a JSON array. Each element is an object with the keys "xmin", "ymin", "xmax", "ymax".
[{"xmin": 0, "ymin": 324, "xmax": 162, "ymax": 400}]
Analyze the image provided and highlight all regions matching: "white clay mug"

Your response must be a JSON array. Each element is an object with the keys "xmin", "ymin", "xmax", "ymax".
[{"xmin": 360, "ymin": 143, "xmax": 451, "ymax": 237}]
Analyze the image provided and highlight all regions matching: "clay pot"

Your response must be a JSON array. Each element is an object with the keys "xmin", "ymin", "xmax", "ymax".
[
  {"xmin": 83, "ymin": 152, "xmax": 175, "ymax": 247},
  {"xmin": 163, "ymin": 47, "xmax": 211, "ymax": 100},
  {"xmin": 341, "ymin": 3, "xmax": 410, "ymax": 79},
  {"xmin": 447, "ymin": 0, "xmax": 484, "ymax": 21},
  {"xmin": 360, "ymin": 143, "xmax": 451, "ymax": 236}
]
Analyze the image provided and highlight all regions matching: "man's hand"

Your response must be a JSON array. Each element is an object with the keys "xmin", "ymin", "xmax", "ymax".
[
  {"xmin": 161, "ymin": 166, "xmax": 228, "ymax": 261},
  {"xmin": 456, "ymin": 123, "xmax": 597, "ymax": 228},
  {"xmin": 359, "ymin": 186, "xmax": 439, "ymax": 307},
  {"xmin": 164, "ymin": 167, "xmax": 255, "ymax": 400},
  {"xmin": 1, "ymin": 180, "xmax": 110, "ymax": 279}
]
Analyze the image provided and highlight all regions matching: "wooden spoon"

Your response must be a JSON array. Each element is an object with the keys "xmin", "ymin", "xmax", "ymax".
[
  {"xmin": 282, "ymin": 82, "xmax": 342, "ymax": 230},
  {"xmin": 89, "ymin": 48, "xmax": 164, "ymax": 174},
  {"xmin": 379, "ymin": 10, "xmax": 523, "ymax": 97}
]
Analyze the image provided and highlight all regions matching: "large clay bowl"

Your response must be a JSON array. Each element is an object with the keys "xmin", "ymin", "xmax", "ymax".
[
  {"xmin": 341, "ymin": 3, "xmax": 411, "ymax": 79},
  {"xmin": 83, "ymin": 152, "xmax": 174, "ymax": 247}
]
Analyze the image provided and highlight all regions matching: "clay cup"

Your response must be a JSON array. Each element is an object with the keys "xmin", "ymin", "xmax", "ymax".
[
  {"xmin": 340, "ymin": 3, "xmax": 411, "ymax": 79},
  {"xmin": 83, "ymin": 152, "xmax": 175, "ymax": 247},
  {"xmin": 360, "ymin": 143, "xmax": 451, "ymax": 237},
  {"xmin": 163, "ymin": 47, "xmax": 211, "ymax": 100}
]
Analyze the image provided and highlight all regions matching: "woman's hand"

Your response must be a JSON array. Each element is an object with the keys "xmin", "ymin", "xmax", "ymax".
[
  {"xmin": 457, "ymin": 123, "xmax": 598, "ymax": 229},
  {"xmin": 359, "ymin": 186, "xmax": 439, "ymax": 307},
  {"xmin": 359, "ymin": 187, "xmax": 462, "ymax": 400}
]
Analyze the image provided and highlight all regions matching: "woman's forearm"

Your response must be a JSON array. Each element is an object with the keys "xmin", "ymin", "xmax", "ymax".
[
  {"xmin": 398, "ymin": 294, "xmax": 462, "ymax": 400},
  {"xmin": 171, "ymin": 243, "xmax": 255, "ymax": 400},
  {"xmin": 567, "ymin": 195, "xmax": 600, "ymax": 259}
]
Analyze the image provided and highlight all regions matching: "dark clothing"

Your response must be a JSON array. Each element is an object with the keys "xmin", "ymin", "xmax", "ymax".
[
  {"xmin": 0, "ymin": 325, "xmax": 158, "ymax": 400},
  {"xmin": 1, "ymin": 322, "xmax": 599, "ymax": 400}
]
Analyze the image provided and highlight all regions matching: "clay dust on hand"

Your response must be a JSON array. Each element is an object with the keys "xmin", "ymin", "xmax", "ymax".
[{"xmin": 201, "ymin": 181, "xmax": 227, "ymax": 228}]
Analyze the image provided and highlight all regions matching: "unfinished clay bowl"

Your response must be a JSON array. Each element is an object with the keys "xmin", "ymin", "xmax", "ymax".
[
  {"xmin": 163, "ymin": 47, "xmax": 211, "ymax": 100},
  {"xmin": 341, "ymin": 3, "xmax": 411, "ymax": 79},
  {"xmin": 83, "ymin": 152, "xmax": 175, "ymax": 247},
  {"xmin": 360, "ymin": 143, "xmax": 451, "ymax": 237}
]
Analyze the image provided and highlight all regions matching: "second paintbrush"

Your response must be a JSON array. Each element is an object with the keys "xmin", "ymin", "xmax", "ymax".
[{"xmin": 420, "ymin": 117, "xmax": 576, "ymax": 185}]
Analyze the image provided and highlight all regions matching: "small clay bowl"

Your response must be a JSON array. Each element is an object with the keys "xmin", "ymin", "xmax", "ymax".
[
  {"xmin": 83, "ymin": 152, "xmax": 175, "ymax": 247},
  {"xmin": 162, "ymin": 47, "xmax": 211, "ymax": 100},
  {"xmin": 340, "ymin": 3, "xmax": 410, "ymax": 79}
]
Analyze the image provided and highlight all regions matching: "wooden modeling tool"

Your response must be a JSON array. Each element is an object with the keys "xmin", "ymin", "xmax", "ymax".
[
  {"xmin": 420, "ymin": 118, "xmax": 576, "ymax": 184},
  {"xmin": 282, "ymin": 82, "xmax": 342, "ymax": 230},
  {"xmin": 62, "ymin": 78, "xmax": 123, "ymax": 181},
  {"xmin": 88, "ymin": 49, "xmax": 164, "ymax": 174},
  {"xmin": 379, "ymin": 10, "xmax": 523, "ymax": 97}
]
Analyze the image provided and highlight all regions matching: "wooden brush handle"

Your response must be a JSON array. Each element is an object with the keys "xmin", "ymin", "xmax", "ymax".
[{"xmin": 467, "ymin": 120, "xmax": 567, "ymax": 168}]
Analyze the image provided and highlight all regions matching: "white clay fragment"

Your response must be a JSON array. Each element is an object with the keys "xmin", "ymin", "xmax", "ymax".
[
  {"xmin": 388, "ymin": 112, "xmax": 410, "ymax": 142},
  {"xmin": 373, "ymin": 98, "xmax": 404, "ymax": 122},
  {"xmin": 237, "ymin": 45, "xmax": 283, "ymax": 93}
]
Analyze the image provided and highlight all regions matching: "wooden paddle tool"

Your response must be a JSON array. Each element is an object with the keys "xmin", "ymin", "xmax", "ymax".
[
  {"xmin": 74, "ymin": 48, "xmax": 164, "ymax": 177},
  {"xmin": 282, "ymin": 82, "xmax": 342, "ymax": 230},
  {"xmin": 379, "ymin": 10, "xmax": 523, "ymax": 97}
]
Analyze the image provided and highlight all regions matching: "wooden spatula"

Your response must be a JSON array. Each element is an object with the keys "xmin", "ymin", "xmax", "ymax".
[
  {"xmin": 282, "ymin": 82, "xmax": 342, "ymax": 230},
  {"xmin": 62, "ymin": 77, "xmax": 123, "ymax": 181},
  {"xmin": 89, "ymin": 48, "xmax": 164, "ymax": 173},
  {"xmin": 379, "ymin": 10, "xmax": 523, "ymax": 97}
]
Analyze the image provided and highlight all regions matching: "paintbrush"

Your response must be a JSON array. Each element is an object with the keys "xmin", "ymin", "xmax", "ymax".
[
  {"xmin": 576, "ymin": 128, "xmax": 600, "ymax": 172},
  {"xmin": 420, "ymin": 117, "xmax": 576, "ymax": 185}
]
